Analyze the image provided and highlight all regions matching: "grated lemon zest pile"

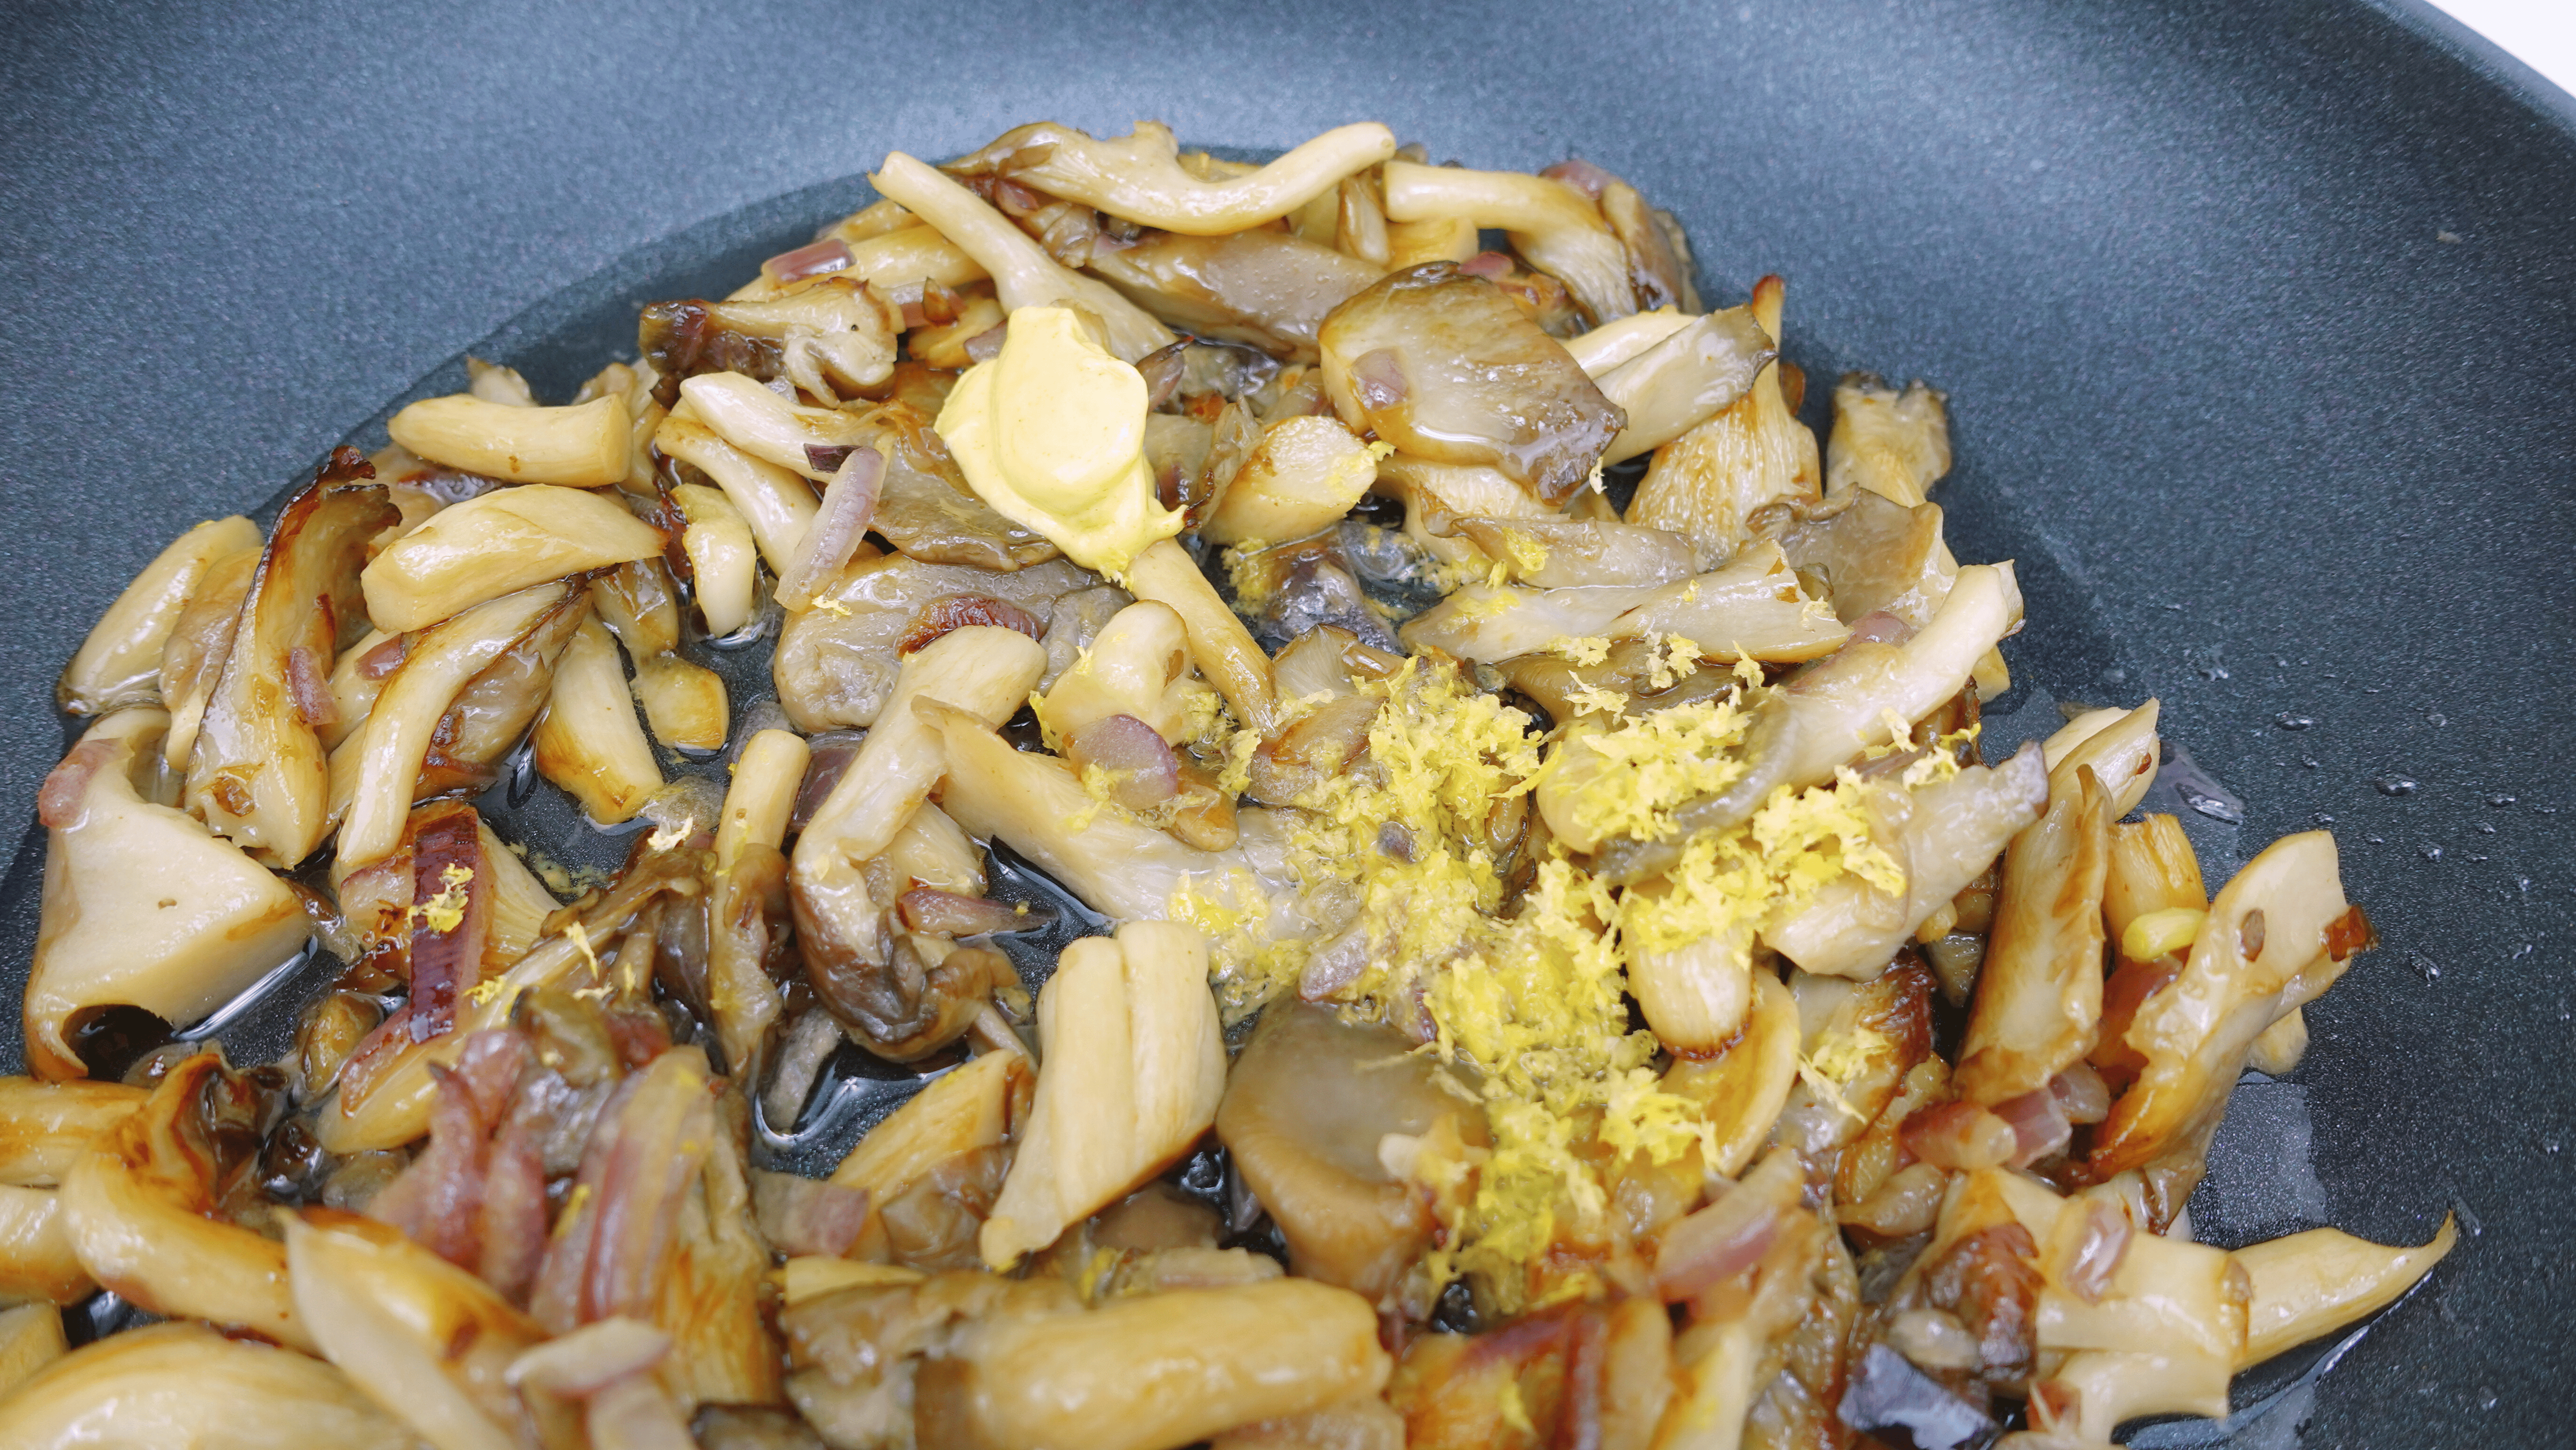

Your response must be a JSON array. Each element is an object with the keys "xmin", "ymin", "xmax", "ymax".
[
  {"xmin": 409, "ymin": 863, "xmax": 474, "ymax": 934},
  {"xmin": 1550, "ymin": 636, "xmax": 1612, "ymax": 667}
]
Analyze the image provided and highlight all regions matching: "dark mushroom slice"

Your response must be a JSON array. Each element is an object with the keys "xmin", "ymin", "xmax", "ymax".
[
  {"xmin": 1318, "ymin": 262, "xmax": 1625, "ymax": 507},
  {"xmin": 1214, "ymin": 1002, "xmax": 1486, "ymax": 1307}
]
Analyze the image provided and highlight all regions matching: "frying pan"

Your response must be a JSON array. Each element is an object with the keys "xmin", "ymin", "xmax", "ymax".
[{"xmin": 2, "ymin": 0, "xmax": 2568, "ymax": 1441}]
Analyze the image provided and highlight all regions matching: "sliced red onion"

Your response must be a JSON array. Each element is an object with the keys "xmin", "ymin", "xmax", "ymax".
[
  {"xmin": 406, "ymin": 807, "xmax": 490, "ymax": 1042},
  {"xmin": 363, "ymin": 1064, "xmax": 488, "ymax": 1269},
  {"xmin": 356, "ymin": 633, "xmax": 410, "ymax": 681},
  {"xmin": 776, "ymin": 444, "xmax": 886, "ymax": 609},
  {"xmin": 2048, "ymin": 1063, "xmax": 2112, "ymax": 1125},
  {"xmin": 762, "ymin": 237, "xmax": 853, "ymax": 284},
  {"xmin": 1900, "ymin": 1101, "xmax": 2018, "ymax": 1172},
  {"xmin": 1844, "ymin": 610, "xmax": 1917, "ymax": 646},
  {"xmin": 896, "ymin": 887, "xmax": 1043, "ymax": 938},
  {"xmin": 476, "ymin": 1115, "xmax": 549, "ymax": 1301},
  {"xmin": 1135, "ymin": 340, "xmax": 1189, "ymax": 411},
  {"xmin": 751, "ymin": 1169, "xmax": 873, "ymax": 1257},
  {"xmin": 1457, "ymin": 251, "xmax": 1515, "ymax": 281},
  {"xmin": 450, "ymin": 1028, "xmax": 532, "ymax": 1126},
  {"xmin": 897, "ymin": 593, "xmax": 1045, "ymax": 654},
  {"xmin": 36, "ymin": 739, "xmax": 113, "ymax": 829},
  {"xmin": 789, "ymin": 730, "xmax": 867, "ymax": 832},
  {"xmin": 1351, "ymin": 347, "xmax": 1409, "ymax": 410},
  {"xmin": 1064, "ymin": 713, "xmax": 1181, "ymax": 811},
  {"xmin": 286, "ymin": 644, "xmax": 336, "ymax": 728},
  {"xmin": 1993, "ymin": 1086, "xmax": 2072, "ymax": 1167},
  {"xmin": 1539, "ymin": 158, "xmax": 1615, "ymax": 201},
  {"xmin": 2061, "ymin": 1198, "xmax": 2133, "ymax": 1303},
  {"xmin": 1654, "ymin": 1182, "xmax": 1786, "ymax": 1301}
]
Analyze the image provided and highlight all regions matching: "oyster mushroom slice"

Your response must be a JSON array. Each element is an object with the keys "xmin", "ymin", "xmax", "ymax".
[
  {"xmin": 948, "ymin": 120, "xmax": 1397, "ymax": 235},
  {"xmin": 1215, "ymin": 1002, "xmax": 1484, "ymax": 1305},
  {"xmin": 337, "ymin": 579, "xmax": 585, "ymax": 869},
  {"xmin": 59, "ymin": 1054, "xmax": 310, "ymax": 1350},
  {"xmin": 1319, "ymin": 261, "xmax": 1624, "ymax": 507},
  {"xmin": 0, "ymin": 1322, "xmax": 418, "ymax": 1450},
  {"xmin": 285, "ymin": 1210, "xmax": 550, "ymax": 1450},
  {"xmin": 28, "ymin": 709, "xmax": 310, "ymax": 1081},
  {"xmin": 357, "ymin": 483, "xmax": 662, "ymax": 635},
  {"xmin": 979, "ymin": 922, "xmax": 1226, "ymax": 1270},
  {"xmin": 185, "ymin": 450, "xmax": 399, "ymax": 865},
  {"xmin": 57, "ymin": 515, "xmax": 263, "ymax": 716}
]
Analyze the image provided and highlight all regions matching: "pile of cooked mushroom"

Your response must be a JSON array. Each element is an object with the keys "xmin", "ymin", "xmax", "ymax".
[{"xmin": 9, "ymin": 119, "xmax": 2450, "ymax": 1450}]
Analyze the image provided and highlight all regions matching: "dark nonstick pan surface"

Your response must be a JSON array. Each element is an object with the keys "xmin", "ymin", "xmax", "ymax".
[{"xmin": 3, "ymin": 0, "xmax": 2570, "ymax": 1442}]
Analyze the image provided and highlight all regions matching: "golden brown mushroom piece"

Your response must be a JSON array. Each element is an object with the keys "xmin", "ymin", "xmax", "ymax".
[
  {"xmin": 1216, "ymin": 1002, "xmax": 1488, "ymax": 1308},
  {"xmin": 0, "ymin": 1322, "xmax": 418, "ymax": 1450},
  {"xmin": 185, "ymin": 447, "xmax": 399, "ymax": 865}
]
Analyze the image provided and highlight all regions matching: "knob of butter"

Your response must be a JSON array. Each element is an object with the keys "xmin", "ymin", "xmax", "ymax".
[{"xmin": 935, "ymin": 306, "xmax": 1184, "ymax": 578}]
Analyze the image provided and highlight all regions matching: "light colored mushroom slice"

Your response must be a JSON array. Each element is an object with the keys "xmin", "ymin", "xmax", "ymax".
[
  {"xmin": 773, "ymin": 553, "xmax": 1096, "ymax": 732},
  {"xmin": 388, "ymin": 391, "xmax": 632, "ymax": 488},
  {"xmin": 1956, "ymin": 766, "xmax": 2113, "ymax": 1106},
  {"xmin": 1775, "ymin": 562, "xmax": 2023, "ymax": 789},
  {"xmin": 924, "ymin": 700, "xmax": 1268, "ymax": 926},
  {"xmin": 1776, "ymin": 488, "xmax": 1958, "ymax": 629},
  {"xmin": 0, "ymin": 1186, "xmax": 89, "ymax": 1305},
  {"xmin": 336, "ymin": 580, "xmax": 583, "ymax": 868},
  {"xmin": 1602, "ymin": 539, "xmax": 1852, "ymax": 662},
  {"xmin": 870, "ymin": 152, "xmax": 1175, "ymax": 363},
  {"xmin": 1379, "ymin": 161, "xmax": 1635, "ymax": 323},
  {"xmin": 980, "ymin": 922, "xmax": 1226, "ymax": 1269},
  {"xmin": 154, "ymin": 544, "xmax": 261, "ymax": 773},
  {"xmin": 1763, "ymin": 744, "xmax": 2051, "ymax": 980},
  {"xmin": 1195, "ymin": 415, "xmax": 1381, "ymax": 547},
  {"xmin": 57, "ymin": 515, "xmax": 263, "ymax": 716},
  {"xmin": 286, "ymin": 1211, "xmax": 553, "ymax": 1450},
  {"xmin": 358, "ymin": 483, "xmax": 661, "ymax": 634},
  {"xmin": 1660, "ymin": 970, "xmax": 1802, "ymax": 1176},
  {"xmin": 652, "ymin": 411, "xmax": 820, "ymax": 573},
  {"xmin": 2232, "ymin": 1217, "xmax": 2456, "ymax": 1367},
  {"xmin": 0, "ymin": 1078, "xmax": 146, "ymax": 1187},
  {"xmin": 1089, "ymin": 228, "xmax": 1382, "ymax": 362},
  {"xmin": 530, "ymin": 616, "xmax": 667, "ymax": 827},
  {"xmin": 185, "ymin": 455, "xmax": 399, "ymax": 864},
  {"xmin": 1592, "ymin": 305, "xmax": 1776, "ymax": 463},
  {"xmin": 0, "ymin": 1322, "xmax": 418, "ymax": 1450},
  {"xmin": 0, "ymin": 1302, "xmax": 66, "ymax": 1400},
  {"xmin": 1827, "ymin": 374, "xmax": 1951, "ymax": 508},
  {"xmin": 2089, "ymin": 831, "xmax": 2372, "ymax": 1179},
  {"xmin": 947, "ymin": 120, "xmax": 1396, "ymax": 235},
  {"xmin": 954, "ymin": 1278, "xmax": 1392, "ymax": 1450},
  {"xmin": 1626, "ymin": 274, "xmax": 1819, "ymax": 569},
  {"xmin": 58, "ymin": 1054, "xmax": 310, "ymax": 1349},
  {"xmin": 27, "ymin": 709, "xmax": 309, "ymax": 1081},
  {"xmin": 639, "ymin": 274, "xmax": 900, "ymax": 404},
  {"xmin": 1452, "ymin": 516, "xmax": 1697, "ymax": 588}
]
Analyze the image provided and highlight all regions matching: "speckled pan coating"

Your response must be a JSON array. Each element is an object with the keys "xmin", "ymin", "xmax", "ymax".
[{"xmin": 1, "ymin": 0, "xmax": 2569, "ymax": 1440}]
